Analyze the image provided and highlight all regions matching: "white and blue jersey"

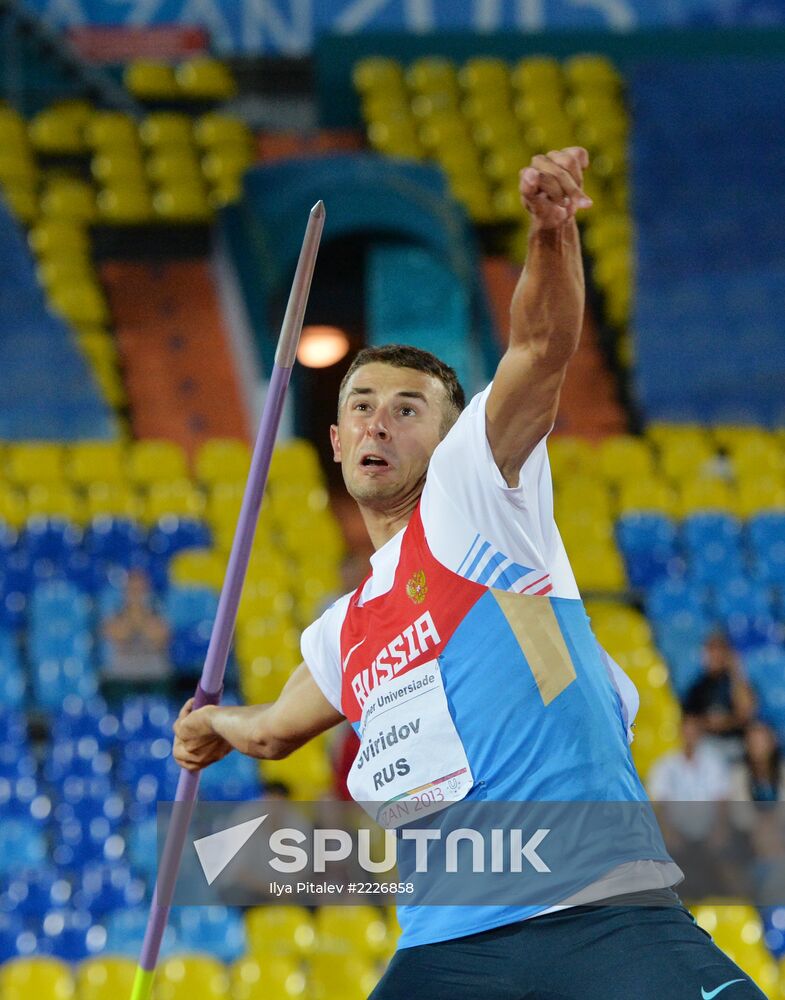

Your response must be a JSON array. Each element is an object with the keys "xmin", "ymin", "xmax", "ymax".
[{"xmin": 302, "ymin": 385, "xmax": 681, "ymax": 949}]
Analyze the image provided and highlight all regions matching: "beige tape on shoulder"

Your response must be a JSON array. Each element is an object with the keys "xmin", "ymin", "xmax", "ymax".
[{"xmin": 491, "ymin": 590, "xmax": 576, "ymax": 706}]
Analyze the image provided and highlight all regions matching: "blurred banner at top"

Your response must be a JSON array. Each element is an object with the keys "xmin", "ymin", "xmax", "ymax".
[{"xmin": 21, "ymin": 0, "xmax": 785, "ymax": 56}]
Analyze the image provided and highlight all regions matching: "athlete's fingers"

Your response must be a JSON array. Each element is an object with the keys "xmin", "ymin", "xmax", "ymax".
[{"xmin": 545, "ymin": 150, "xmax": 592, "ymax": 207}]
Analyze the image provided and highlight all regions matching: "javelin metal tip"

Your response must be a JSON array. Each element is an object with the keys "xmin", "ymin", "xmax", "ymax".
[{"xmin": 310, "ymin": 199, "xmax": 325, "ymax": 218}]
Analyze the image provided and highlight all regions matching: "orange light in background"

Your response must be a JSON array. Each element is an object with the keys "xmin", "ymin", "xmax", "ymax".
[{"xmin": 297, "ymin": 325, "xmax": 350, "ymax": 368}]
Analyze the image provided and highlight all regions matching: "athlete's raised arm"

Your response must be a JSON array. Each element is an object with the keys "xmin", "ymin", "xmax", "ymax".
[
  {"xmin": 172, "ymin": 662, "xmax": 344, "ymax": 771},
  {"xmin": 487, "ymin": 146, "xmax": 591, "ymax": 487}
]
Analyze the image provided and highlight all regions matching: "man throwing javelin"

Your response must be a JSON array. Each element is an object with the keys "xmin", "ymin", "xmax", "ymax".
[{"xmin": 174, "ymin": 148, "xmax": 765, "ymax": 999}]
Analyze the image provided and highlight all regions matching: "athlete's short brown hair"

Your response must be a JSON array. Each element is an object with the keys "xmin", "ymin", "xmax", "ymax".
[{"xmin": 337, "ymin": 344, "xmax": 465, "ymax": 434}]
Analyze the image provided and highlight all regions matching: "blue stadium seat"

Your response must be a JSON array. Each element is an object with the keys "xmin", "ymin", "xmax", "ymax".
[
  {"xmin": 42, "ymin": 908, "xmax": 107, "ymax": 961},
  {"xmin": 117, "ymin": 696, "xmax": 176, "ymax": 743},
  {"xmin": 2, "ymin": 866, "xmax": 73, "ymax": 916},
  {"xmin": 0, "ymin": 817, "xmax": 47, "ymax": 874},
  {"xmin": 126, "ymin": 816, "xmax": 158, "ymax": 880},
  {"xmin": 76, "ymin": 862, "xmax": 146, "ymax": 914},
  {"xmin": 104, "ymin": 907, "xmax": 179, "ymax": 958},
  {"xmin": 645, "ymin": 574, "xmax": 708, "ymax": 623},
  {"xmin": 0, "ymin": 744, "xmax": 37, "ymax": 779},
  {"xmin": 175, "ymin": 906, "xmax": 246, "ymax": 962},
  {"xmin": 0, "ymin": 705, "xmax": 27, "ymax": 743},
  {"xmin": 44, "ymin": 737, "xmax": 114, "ymax": 783},
  {"xmin": 52, "ymin": 814, "xmax": 127, "ymax": 869},
  {"xmin": 30, "ymin": 579, "xmax": 91, "ymax": 629},
  {"xmin": 0, "ymin": 912, "xmax": 25, "ymax": 962},
  {"xmin": 148, "ymin": 518, "xmax": 211, "ymax": 561},
  {"xmin": 0, "ymin": 629, "xmax": 25, "ymax": 707},
  {"xmin": 0, "ymin": 551, "xmax": 31, "ymax": 629},
  {"xmin": 24, "ymin": 518, "xmax": 83, "ymax": 562},
  {"xmin": 117, "ymin": 737, "xmax": 179, "ymax": 796},
  {"xmin": 32, "ymin": 657, "xmax": 99, "ymax": 710},
  {"xmin": 0, "ymin": 775, "xmax": 49, "ymax": 822},
  {"xmin": 713, "ymin": 577, "xmax": 780, "ymax": 649},
  {"xmin": 165, "ymin": 585, "xmax": 219, "ymax": 630},
  {"xmin": 198, "ymin": 750, "xmax": 263, "ymax": 801},
  {"xmin": 748, "ymin": 513, "xmax": 785, "ymax": 586},
  {"xmin": 85, "ymin": 517, "xmax": 147, "ymax": 567},
  {"xmin": 52, "ymin": 695, "xmax": 120, "ymax": 744},
  {"xmin": 761, "ymin": 906, "xmax": 785, "ymax": 959},
  {"xmin": 615, "ymin": 513, "xmax": 679, "ymax": 589}
]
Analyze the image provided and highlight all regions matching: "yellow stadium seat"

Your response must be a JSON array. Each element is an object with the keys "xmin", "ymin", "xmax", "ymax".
[
  {"xmin": 736, "ymin": 476, "xmax": 785, "ymax": 516},
  {"xmin": 194, "ymin": 113, "xmax": 253, "ymax": 150},
  {"xmin": 367, "ymin": 120, "xmax": 423, "ymax": 159},
  {"xmin": 463, "ymin": 90, "xmax": 515, "ymax": 122},
  {"xmin": 510, "ymin": 56, "xmax": 563, "ymax": 93},
  {"xmin": 263, "ymin": 745, "xmax": 332, "ymax": 799},
  {"xmin": 6, "ymin": 442, "xmax": 66, "ymax": 484},
  {"xmin": 84, "ymin": 111, "xmax": 139, "ymax": 150},
  {"xmin": 245, "ymin": 906, "xmax": 316, "ymax": 958},
  {"xmin": 91, "ymin": 149, "xmax": 147, "ymax": 185},
  {"xmin": 0, "ymin": 484, "xmax": 28, "ymax": 527},
  {"xmin": 352, "ymin": 56, "xmax": 404, "ymax": 94},
  {"xmin": 315, "ymin": 906, "xmax": 390, "ymax": 959},
  {"xmin": 96, "ymin": 183, "xmax": 154, "ymax": 225},
  {"xmin": 0, "ymin": 106, "xmax": 29, "ymax": 145},
  {"xmin": 353, "ymin": 56, "xmax": 406, "ymax": 96},
  {"xmin": 38, "ymin": 177, "xmax": 96, "ymax": 224},
  {"xmin": 124, "ymin": 60, "xmax": 180, "ymax": 100},
  {"xmin": 37, "ymin": 255, "xmax": 95, "ymax": 289},
  {"xmin": 406, "ymin": 56, "xmax": 458, "ymax": 95},
  {"xmin": 76, "ymin": 956, "xmax": 136, "ymax": 1000},
  {"xmin": 153, "ymin": 182, "xmax": 212, "ymax": 222},
  {"xmin": 308, "ymin": 951, "xmax": 380, "ymax": 1000},
  {"xmin": 128, "ymin": 439, "xmax": 188, "ymax": 484},
  {"xmin": 169, "ymin": 548, "xmax": 226, "ymax": 590},
  {"xmin": 655, "ymin": 433, "xmax": 719, "ymax": 480},
  {"xmin": 196, "ymin": 439, "xmax": 251, "ymax": 484},
  {"xmin": 28, "ymin": 219, "xmax": 90, "ymax": 257},
  {"xmin": 597, "ymin": 435, "xmax": 656, "ymax": 483},
  {"xmin": 28, "ymin": 107, "xmax": 86, "ymax": 156},
  {"xmin": 677, "ymin": 477, "xmax": 737, "ymax": 516},
  {"xmin": 156, "ymin": 955, "xmax": 229, "ymax": 1000},
  {"xmin": 140, "ymin": 112, "xmax": 194, "ymax": 149},
  {"xmin": 0, "ymin": 957, "xmax": 75, "ymax": 998},
  {"xmin": 731, "ymin": 437, "xmax": 784, "ymax": 478},
  {"xmin": 459, "ymin": 57, "xmax": 510, "ymax": 95},
  {"xmin": 208, "ymin": 176, "xmax": 243, "ymax": 208},
  {"xmin": 143, "ymin": 479, "xmax": 206, "ymax": 523},
  {"xmin": 0, "ymin": 149, "xmax": 37, "ymax": 186},
  {"xmin": 176, "ymin": 57, "xmax": 237, "ymax": 101},
  {"xmin": 570, "ymin": 542, "xmax": 627, "ymax": 592},
  {"xmin": 1, "ymin": 182, "xmax": 38, "ymax": 223},
  {"xmin": 48, "ymin": 278, "xmax": 109, "ymax": 326},
  {"xmin": 85, "ymin": 482, "xmax": 140, "ymax": 520},
  {"xmin": 147, "ymin": 148, "xmax": 203, "ymax": 185},
  {"xmin": 547, "ymin": 435, "xmax": 597, "ymax": 480},
  {"xmin": 616, "ymin": 476, "xmax": 678, "ymax": 515},
  {"xmin": 26, "ymin": 483, "xmax": 84, "ymax": 521},
  {"xmin": 201, "ymin": 146, "xmax": 253, "ymax": 186},
  {"xmin": 230, "ymin": 955, "xmax": 307, "ymax": 999},
  {"xmin": 646, "ymin": 423, "xmax": 710, "ymax": 451},
  {"xmin": 564, "ymin": 54, "xmax": 621, "ymax": 91}
]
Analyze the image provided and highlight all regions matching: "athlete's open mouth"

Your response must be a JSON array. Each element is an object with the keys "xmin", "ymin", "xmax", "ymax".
[{"xmin": 360, "ymin": 454, "xmax": 389, "ymax": 467}]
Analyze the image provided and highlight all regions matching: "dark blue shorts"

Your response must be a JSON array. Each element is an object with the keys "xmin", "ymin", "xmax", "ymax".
[{"xmin": 371, "ymin": 893, "xmax": 767, "ymax": 1000}]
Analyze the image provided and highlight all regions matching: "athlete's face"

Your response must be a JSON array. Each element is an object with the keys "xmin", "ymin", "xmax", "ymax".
[{"xmin": 331, "ymin": 363, "xmax": 448, "ymax": 510}]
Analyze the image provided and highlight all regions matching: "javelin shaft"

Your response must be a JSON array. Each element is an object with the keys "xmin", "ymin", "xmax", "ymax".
[{"xmin": 131, "ymin": 201, "xmax": 325, "ymax": 1000}]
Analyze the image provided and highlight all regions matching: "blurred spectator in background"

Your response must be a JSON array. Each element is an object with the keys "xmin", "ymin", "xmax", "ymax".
[
  {"xmin": 648, "ymin": 712, "xmax": 739, "ymax": 896},
  {"xmin": 682, "ymin": 631, "xmax": 756, "ymax": 760},
  {"xmin": 729, "ymin": 721, "xmax": 785, "ymax": 804},
  {"xmin": 101, "ymin": 568, "xmax": 173, "ymax": 701}
]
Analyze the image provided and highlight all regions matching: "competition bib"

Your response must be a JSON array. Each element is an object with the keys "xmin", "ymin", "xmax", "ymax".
[{"xmin": 347, "ymin": 659, "xmax": 474, "ymax": 828}]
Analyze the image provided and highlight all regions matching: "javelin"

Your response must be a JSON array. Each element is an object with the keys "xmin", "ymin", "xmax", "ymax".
[{"xmin": 130, "ymin": 200, "xmax": 326, "ymax": 1000}]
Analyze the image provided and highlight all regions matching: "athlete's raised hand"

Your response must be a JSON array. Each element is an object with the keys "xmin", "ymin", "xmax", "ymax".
[{"xmin": 519, "ymin": 147, "xmax": 592, "ymax": 229}]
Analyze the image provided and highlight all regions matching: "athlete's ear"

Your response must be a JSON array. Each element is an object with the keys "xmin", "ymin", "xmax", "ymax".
[{"xmin": 330, "ymin": 424, "xmax": 342, "ymax": 463}]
